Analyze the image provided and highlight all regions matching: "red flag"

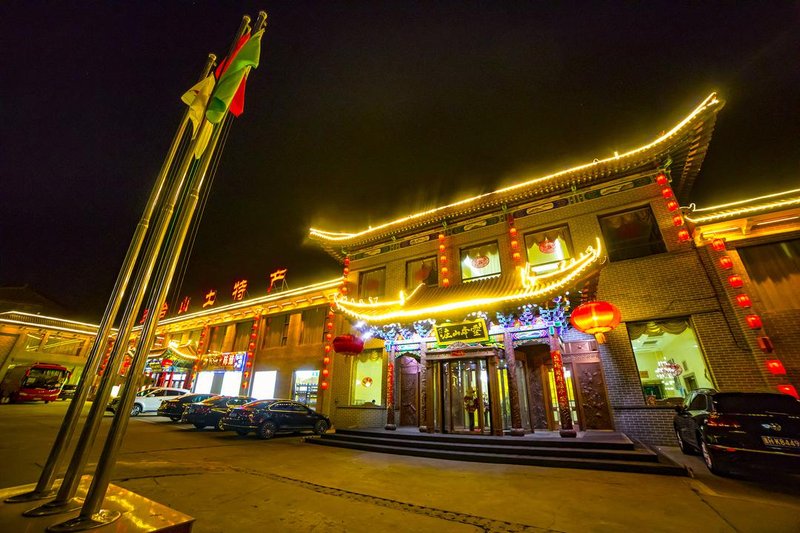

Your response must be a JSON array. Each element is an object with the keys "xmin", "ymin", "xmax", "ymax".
[
  {"xmin": 216, "ymin": 33, "xmax": 250, "ymax": 79},
  {"xmin": 229, "ymin": 76, "xmax": 247, "ymax": 117}
]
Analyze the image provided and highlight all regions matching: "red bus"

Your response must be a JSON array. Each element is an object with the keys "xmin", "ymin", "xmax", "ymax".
[{"xmin": 0, "ymin": 363, "xmax": 71, "ymax": 404}]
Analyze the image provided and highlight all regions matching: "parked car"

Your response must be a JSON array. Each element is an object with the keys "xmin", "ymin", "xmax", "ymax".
[
  {"xmin": 183, "ymin": 395, "xmax": 256, "ymax": 430},
  {"xmin": 674, "ymin": 389, "xmax": 800, "ymax": 475},
  {"xmin": 58, "ymin": 384, "xmax": 78, "ymax": 401},
  {"xmin": 222, "ymin": 399, "xmax": 330, "ymax": 439},
  {"xmin": 107, "ymin": 386, "xmax": 190, "ymax": 416},
  {"xmin": 157, "ymin": 393, "xmax": 216, "ymax": 421}
]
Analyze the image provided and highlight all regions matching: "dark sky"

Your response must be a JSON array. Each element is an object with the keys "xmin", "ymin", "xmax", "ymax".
[{"xmin": 1, "ymin": 1, "xmax": 798, "ymax": 322}]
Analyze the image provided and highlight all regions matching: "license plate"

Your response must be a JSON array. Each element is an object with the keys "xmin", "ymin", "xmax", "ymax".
[{"xmin": 761, "ymin": 436, "xmax": 800, "ymax": 448}]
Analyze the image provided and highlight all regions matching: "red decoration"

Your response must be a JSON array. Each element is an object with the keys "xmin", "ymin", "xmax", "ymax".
[
  {"xmin": 719, "ymin": 256, "xmax": 733, "ymax": 269},
  {"xmin": 512, "ymin": 252, "xmax": 521, "ymax": 261},
  {"xmin": 509, "ymin": 227, "xmax": 517, "ymax": 236},
  {"xmin": 757, "ymin": 336, "xmax": 774, "ymax": 353},
  {"xmin": 332, "ymin": 334, "xmax": 364, "ymax": 355},
  {"xmin": 777, "ymin": 384, "xmax": 799, "ymax": 399},
  {"xmin": 666, "ymin": 200, "xmax": 679, "ymax": 212},
  {"xmin": 655, "ymin": 172, "xmax": 668, "ymax": 186},
  {"xmin": 728, "ymin": 274, "xmax": 743, "ymax": 288},
  {"xmin": 438, "ymin": 233, "xmax": 445, "ymax": 242},
  {"xmin": 745, "ymin": 315, "xmax": 763, "ymax": 329},
  {"xmin": 766, "ymin": 359, "xmax": 786, "ymax": 375},
  {"xmin": 442, "ymin": 278, "xmax": 450, "ymax": 287},
  {"xmin": 439, "ymin": 244, "xmax": 446, "ymax": 252},
  {"xmin": 323, "ymin": 356, "xmax": 330, "ymax": 365},
  {"xmin": 538, "ymin": 239, "xmax": 556, "ymax": 254},
  {"xmin": 161, "ymin": 359, "xmax": 173, "ymax": 367},
  {"xmin": 677, "ymin": 229, "xmax": 691, "ymax": 242},
  {"xmin": 343, "ymin": 257, "xmax": 350, "ymax": 267},
  {"xmin": 510, "ymin": 240, "xmax": 519, "ymax": 250},
  {"xmin": 711, "ymin": 239, "xmax": 726, "ymax": 252},
  {"xmin": 672, "ymin": 214, "xmax": 683, "ymax": 226},
  {"xmin": 735, "ymin": 293, "xmax": 752, "ymax": 307},
  {"xmin": 322, "ymin": 369, "xmax": 329, "ymax": 377},
  {"xmin": 320, "ymin": 381, "xmax": 329, "ymax": 390},
  {"xmin": 569, "ymin": 301, "xmax": 622, "ymax": 342},
  {"xmin": 661, "ymin": 187, "xmax": 673, "ymax": 199}
]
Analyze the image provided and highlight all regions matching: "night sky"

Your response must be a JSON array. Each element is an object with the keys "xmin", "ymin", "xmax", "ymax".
[{"xmin": 2, "ymin": 1, "xmax": 798, "ymax": 322}]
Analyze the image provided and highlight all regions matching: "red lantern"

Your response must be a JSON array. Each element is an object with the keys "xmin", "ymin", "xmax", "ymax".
[
  {"xmin": 442, "ymin": 278, "xmax": 450, "ymax": 287},
  {"xmin": 510, "ymin": 240, "xmax": 519, "ymax": 250},
  {"xmin": 728, "ymin": 274, "xmax": 743, "ymax": 288},
  {"xmin": 569, "ymin": 301, "xmax": 621, "ymax": 344},
  {"xmin": 509, "ymin": 227, "xmax": 518, "ymax": 236},
  {"xmin": 666, "ymin": 200, "xmax": 679, "ymax": 212},
  {"xmin": 711, "ymin": 239, "xmax": 726, "ymax": 252},
  {"xmin": 661, "ymin": 187, "xmax": 673, "ymax": 199},
  {"xmin": 343, "ymin": 267, "xmax": 349, "ymax": 275},
  {"xmin": 677, "ymin": 229, "xmax": 691, "ymax": 242},
  {"xmin": 656, "ymin": 172, "xmax": 668, "ymax": 185},
  {"xmin": 438, "ymin": 233, "xmax": 445, "ymax": 242},
  {"xmin": 343, "ymin": 257, "xmax": 350, "ymax": 267},
  {"xmin": 320, "ymin": 381, "xmax": 329, "ymax": 390},
  {"xmin": 323, "ymin": 356, "xmax": 330, "ymax": 365},
  {"xmin": 745, "ymin": 315, "xmax": 763, "ymax": 329},
  {"xmin": 512, "ymin": 252, "xmax": 521, "ymax": 261},
  {"xmin": 161, "ymin": 359, "xmax": 173, "ymax": 367},
  {"xmin": 719, "ymin": 256, "xmax": 733, "ymax": 269},
  {"xmin": 736, "ymin": 294, "xmax": 751, "ymax": 308},
  {"xmin": 766, "ymin": 359, "xmax": 786, "ymax": 375},
  {"xmin": 322, "ymin": 368, "xmax": 329, "ymax": 377},
  {"xmin": 672, "ymin": 214, "xmax": 683, "ymax": 226},
  {"xmin": 332, "ymin": 334, "xmax": 364, "ymax": 355},
  {"xmin": 440, "ymin": 255, "xmax": 447, "ymax": 263},
  {"xmin": 777, "ymin": 384, "xmax": 798, "ymax": 399}
]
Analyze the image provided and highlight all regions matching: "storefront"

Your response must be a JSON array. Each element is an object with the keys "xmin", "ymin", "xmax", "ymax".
[
  {"xmin": 143, "ymin": 345, "xmax": 198, "ymax": 389},
  {"xmin": 193, "ymin": 352, "xmax": 245, "ymax": 396}
]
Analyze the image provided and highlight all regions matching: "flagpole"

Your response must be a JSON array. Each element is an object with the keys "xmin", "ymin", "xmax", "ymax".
[
  {"xmin": 4, "ymin": 54, "xmax": 218, "ymax": 505},
  {"xmin": 23, "ymin": 16, "xmax": 253, "ymax": 519},
  {"xmin": 48, "ymin": 12, "xmax": 268, "ymax": 531}
]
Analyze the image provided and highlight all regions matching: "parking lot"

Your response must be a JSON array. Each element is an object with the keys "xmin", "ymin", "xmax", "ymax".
[{"xmin": 1, "ymin": 401, "xmax": 799, "ymax": 532}]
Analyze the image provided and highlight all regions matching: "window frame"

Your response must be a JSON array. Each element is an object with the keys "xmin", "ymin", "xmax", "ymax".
[
  {"xmin": 598, "ymin": 205, "xmax": 667, "ymax": 262},
  {"xmin": 358, "ymin": 267, "xmax": 387, "ymax": 300},
  {"xmin": 459, "ymin": 240, "xmax": 502, "ymax": 283},
  {"xmin": 523, "ymin": 224, "xmax": 575, "ymax": 274},
  {"xmin": 405, "ymin": 255, "xmax": 439, "ymax": 290}
]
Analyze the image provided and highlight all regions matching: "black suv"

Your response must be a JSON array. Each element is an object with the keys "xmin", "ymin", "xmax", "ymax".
[
  {"xmin": 674, "ymin": 388, "xmax": 800, "ymax": 475},
  {"xmin": 222, "ymin": 399, "xmax": 330, "ymax": 439},
  {"xmin": 157, "ymin": 393, "xmax": 216, "ymax": 421}
]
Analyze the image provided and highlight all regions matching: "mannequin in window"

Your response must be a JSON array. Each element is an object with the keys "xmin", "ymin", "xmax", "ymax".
[{"xmin": 464, "ymin": 388, "xmax": 479, "ymax": 431}]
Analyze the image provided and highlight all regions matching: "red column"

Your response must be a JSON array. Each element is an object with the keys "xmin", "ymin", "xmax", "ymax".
[{"xmin": 550, "ymin": 333, "xmax": 576, "ymax": 438}]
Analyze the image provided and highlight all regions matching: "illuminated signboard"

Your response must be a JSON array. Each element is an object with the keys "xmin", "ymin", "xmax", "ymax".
[{"xmin": 434, "ymin": 318, "xmax": 489, "ymax": 345}]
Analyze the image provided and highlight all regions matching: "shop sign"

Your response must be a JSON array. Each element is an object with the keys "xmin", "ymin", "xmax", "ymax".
[
  {"xmin": 434, "ymin": 318, "xmax": 489, "ymax": 346},
  {"xmin": 202, "ymin": 352, "xmax": 245, "ymax": 372},
  {"xmin": 147, "ymin": 357, "xmax": 163, "ymax": 372}
]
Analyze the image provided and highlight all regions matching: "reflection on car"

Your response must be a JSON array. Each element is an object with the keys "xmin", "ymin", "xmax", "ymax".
[
  {"xmin": 183, "ymin": 395, "xmax": 256, "ymax": 430},
  {"xmin": 58, "ymin": 384, "xmax": 78, "ymax": 401},
  {"xmin": 157, "ymin": 393, "xmax": 216, "ymax": 421},
  {"xmin": 222, "ymin": 399, "xmax": 330, "ymax": 439},
  {"xmin": 674, "ymin": 388, "xmax": 800, "ymax": 475},
  {"xmin": 107, "ymin": 387, "xmax": 190, "ymax": 417}
]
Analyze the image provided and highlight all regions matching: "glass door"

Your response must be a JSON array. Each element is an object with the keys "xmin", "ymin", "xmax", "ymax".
[
  {"xmin": 547, "ymin": 366, "xmax": 580, "ymax": 429},
  {"xmin": 439, "ymin": 358, "xmax": 491, "ymax": 434}
]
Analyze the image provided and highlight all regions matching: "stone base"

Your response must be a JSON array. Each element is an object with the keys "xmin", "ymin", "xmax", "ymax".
[
  {"xmin": 1, "ymin": 476, "xmax": 194, "ymax": 532},
  {"xmin": 509, "ymin": 428, "xmax": 526, "ymax": 437},
  {"xmin": 384, "ymin": 423, "xmax": 397, "ymax": 430},
  {"xmin": 559, "ymin": 428, "xmax": 578, "ymax": 438}
]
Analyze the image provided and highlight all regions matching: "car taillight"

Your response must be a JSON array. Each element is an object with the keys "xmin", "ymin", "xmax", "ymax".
[{"xmin": 706, "ymin": 413, "xmax": 741, "ymax": 429}]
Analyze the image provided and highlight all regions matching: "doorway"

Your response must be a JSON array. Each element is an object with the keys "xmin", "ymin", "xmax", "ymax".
[{"xmin": 435, "ymin": 358, "xmax": 491, "ymax": 434}]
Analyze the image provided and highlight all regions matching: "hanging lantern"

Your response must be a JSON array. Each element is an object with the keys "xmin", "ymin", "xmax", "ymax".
[
  {"xmin": 777, "ymin": 384, "xmax": 798, "ymax": 399},
  {"xmin": 711, "ymin": 239, "xmax": 726, "ymax": 252},
  {"xmin": 728, "ymin": 274, "xmax": 743, "ymax": 288},
  {"xmin": 672, "ymin": 214, "xmax": 683, "ymax": 227},
  {"xmin": 766, "ymin": 359, "xmax": 786, "ymax": 375},
  {"xmin": 656, "ymin": 172, "xmax": 668, "ymax": 186},
  {"xmin": 661, "ymin": 188, "xmax": 673, "ymax": 199},
  {"xmin": 677, "ymin": 229, "xmax": 691, "ymax": 242},
  {"xmin": 666, "ymin": 200, "xmax": 679, "ymax": 212},
  {"xmin": 745, "ymin": 314, "xmax": 763, "ymax": 329},
  {"xmin": 332, "ymin": 334, "xmax": 364, "ymax": 355},
  {"xmin": 719, "ymin": 256, "xmax": 733, "ymax": 269},
  {"xmin": 320, "ymin": 381, "xmax": 329, "ymax": 390},
  {"xmin": 569, "ymin": 301, "xmax": 621, "ymax": 344}
]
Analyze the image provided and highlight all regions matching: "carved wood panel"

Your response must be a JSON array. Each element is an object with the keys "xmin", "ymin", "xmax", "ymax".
[
  {"xmin": 526, "ymin": 359, "xmax": 548, "ymax": 429},
  {"xmin": 574, "ymin": 361, "xmax": 613, "ymax": 430},
  {"xmin": 399, "ymin": 356, "xmax": 419, "ymax": 427}
]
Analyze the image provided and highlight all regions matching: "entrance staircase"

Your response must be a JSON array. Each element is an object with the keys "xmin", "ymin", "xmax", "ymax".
[{"xmin": 306, "ymin": 428, "xmax": 687, "ymax": 476}]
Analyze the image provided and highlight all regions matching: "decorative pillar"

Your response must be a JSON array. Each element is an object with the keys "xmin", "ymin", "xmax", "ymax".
[
  {"xmin": 385, "ymin": 345, "xmax": 397, "ymax": 430},
  {"xmin": 418, "ymin": 341, "xmax": 428, "ymax": 432},
  {"xmin": 503, "ymin": 331, "xmax": 525, "ymax": 436},
  {"xmin": 424, "ymin": 359, "xmax": 435, "ymax": 433},
  {"xmin": 550, "ymin": 332, "xmax": 576, "ymax": 437}
]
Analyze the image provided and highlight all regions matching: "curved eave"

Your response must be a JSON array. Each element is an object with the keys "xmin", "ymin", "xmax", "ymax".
[
  {"xmin": 685, "ymin": 189, "xmax": 800, "ymax": 225},
  {"xmin": 311, "ymin": 94, "xmax": 723, "ymax": 259}
]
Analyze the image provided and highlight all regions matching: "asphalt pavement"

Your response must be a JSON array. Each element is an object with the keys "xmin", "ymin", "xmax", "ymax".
[{"xmin": 0, "ymin": 401, "xmax": 798, "ymax": 532}]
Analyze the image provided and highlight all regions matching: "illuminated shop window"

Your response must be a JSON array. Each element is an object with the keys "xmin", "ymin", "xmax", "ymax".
[
  {"xmin": 460, "ymin": 241, "xmax": 501, "ymax": 282},
  {"xmin": 293, "ymin": 370, "xmax": 319, "ymax": 408},
  {"xmin": 251, "ymin": 371, "xmax": 277, "ymax": 399},
  {"xmin": 599, "ymin": 206, "xmax": 666, "ymax": 261},
  {"xmin": 524, "ymin": 226, "xmax": 574, "ymax": 274},
  {"xmin": 359, "ymin": 268, "xmax": 386, "ymax": 299},
  {"xmin": 628, "ymin": 318, "xmax": 714, "ymax": 405},
  {"xmin": 738, "ymin": 239, "xmax": 800, "ymax": 311},
  {"xmin": 351, "ymin": 350, "xmax": 383, "ymax": 405},
  {"xmin": 406, "ymin": 256, "xmax": 438, "ymax": 290}
]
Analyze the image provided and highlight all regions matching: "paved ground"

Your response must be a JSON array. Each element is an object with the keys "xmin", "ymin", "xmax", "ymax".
[{"xmin": 0, "ymin": 401, "xmax": 799, "ymax": 532}]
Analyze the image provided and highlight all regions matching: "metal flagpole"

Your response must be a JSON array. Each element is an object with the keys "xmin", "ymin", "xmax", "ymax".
[
  {"xmin": 48, "ymin": 13, "xmax": 268, "ymax": 531},
  {"xmin": 23, "ymin": 16, "xmax": 252, "ymax": 519},
  {"xmin": 5, "ymin": 54, "xmax": 218, "ymax": 505}
]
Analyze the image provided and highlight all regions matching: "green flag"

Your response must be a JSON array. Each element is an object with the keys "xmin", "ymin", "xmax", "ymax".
[{"xmin": 206, "ymin": 29, "xmax": 264, "ymax": 124}]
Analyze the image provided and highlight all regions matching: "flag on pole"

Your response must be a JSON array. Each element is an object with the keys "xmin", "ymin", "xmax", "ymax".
[
  {"xmin": 180, "ymin": 74, "xmax": 215, "ymax": 139},
  {"xmin": 206, "ymin": 29, "xmax": 264, "ymax": 124}
]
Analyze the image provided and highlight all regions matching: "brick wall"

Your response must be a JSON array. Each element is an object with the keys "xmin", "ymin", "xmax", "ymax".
[{"xmin": 613, "ymin": 407, "xmax": 677, "ymax": 446}]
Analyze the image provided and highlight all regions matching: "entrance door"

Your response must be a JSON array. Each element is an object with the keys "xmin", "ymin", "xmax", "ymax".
[
  {"xmin": 399, "ymin": 356, "xmax": 419, "ymax": 427},
  {"xmin": 573, "ymin": 361, "xmax": 614, "ymax": 430},
  {"xmin": 546, "ymin": 365, "xmax": 580, "ymax": 430},
  {"xmin": 440, "ymin": 359, "xmax": 490, "ymax": 434}
]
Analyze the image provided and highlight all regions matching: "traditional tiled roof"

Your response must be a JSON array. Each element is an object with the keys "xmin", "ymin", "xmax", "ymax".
[
  {"xmin": 685, "ymin": 188, "xmax": 800, "ymax": 225},
  {"xmin": 310, "ymin": 93, "xmax": 723, "ymax": 259}
]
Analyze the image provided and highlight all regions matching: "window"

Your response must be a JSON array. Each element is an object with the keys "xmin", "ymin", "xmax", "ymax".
[
  {"xmin": 264, "ymin": 315, "xmax": 290, "ymax": 348},
  {"xmin": 207, "ymin": 326, "xmax": 224, "ymax": 353},
  {"xmin": 251, "ymin": 370, "xmax": 277, "ymax": 399},
  {"xmin": 599, "ymin": 206, "xmax": 666, "ymax": 261},
  {"xmin": 738, "ymin": 239, "xmax": 800, "ymax": 311},
  {"xmin": 460, "ymin": 241, "xmax": 501, "ymax": 282},
  {"xmin": 300, "ymin": 308, "xmax": 326, "ymax": 344},
  {"xmin": 406, "ymin": 256, "xmax": 438, "ymax": 289},
  {"xmin": 628, "ymin": 318, "xmax": 714, "ymax": 404},
  {"xmin": 293, "ymin": 370, "xmax": 319, "ymax": 408},
  {"xmin": 38, "ymin": 335, "xmax": 84, "ymax": 356},
  {"xmin": 351, "ymin": 350, "xmax": 383, "ymax": 405},
  {"xmin": 232, "ymin": 321, "xmax": 252, "ymax": 352},
  {"xmin": 688, "ymin": 394, "xmax": 709, "ymax": 411},
  {"xmin": 524, "ymin": 226, "xmax": 574, "ymax": 274},
  {"xmin": 359, "ymin": 268, "xmax": 386, "ymax": 299}
]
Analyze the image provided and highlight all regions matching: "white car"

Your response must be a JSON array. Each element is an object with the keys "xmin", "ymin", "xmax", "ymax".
[{"xmin": 108, "ymin": 387, "xmax": 190, "ymax": 416}]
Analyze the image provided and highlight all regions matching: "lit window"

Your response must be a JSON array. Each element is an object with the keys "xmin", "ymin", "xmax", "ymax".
[
  {"xmin": 738, "ymin": 239, "xmax": 800, "ymax": 311},
  {"xmin": 599, "ymin": 206, "xmax": 666, "ymax": 261},
  {"xmin": 406, "ymin": 256, "xmax": 438, "ymax": 290},
  {"xmin": 359, "ymin": 268, "xmax": 386, "ymax": 299},
  {"xmin": 293, "ymin": 370, "xmax": 319, "ymax": 408},
  {"xmin": 351, "ymin": 350, "xmax": 383, "ymax": 405},
  {"xmin": 628, "ymin": 318, "xmax": 714, "ymax": 404},
  {"xmin": 524, "ymin": 226, "xmax": 574, "ymax": 274},
  {"xmin": 460, "ymin": 242, "xmax": 501, "ymax": 282}
]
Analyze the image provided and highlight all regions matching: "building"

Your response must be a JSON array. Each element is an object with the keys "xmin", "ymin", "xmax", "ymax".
[{"xmin": 309, "ymin": 93, "xmax": 799, "ymax": 445}]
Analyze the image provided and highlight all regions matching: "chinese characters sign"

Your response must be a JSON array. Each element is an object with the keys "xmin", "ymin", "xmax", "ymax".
[
  {"xmin": 202, "ymin": 352, "xmax": 245, "ymax": 372},
  {"xmin": 232, "ymin": 279, "xmax": 248, "ymax": 301},
  {"xmin": 202, "ymin": 289, "xmax": 217, "ymax": 308},
  {"xmin": 268, "ymin": 268, "xmax": 287, "ymax": 293},
  {"xmin": 434, "ymin": 318, "xmax": 489, "ymax": 345}
]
